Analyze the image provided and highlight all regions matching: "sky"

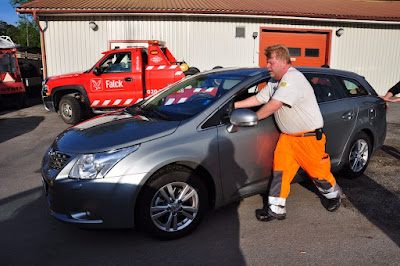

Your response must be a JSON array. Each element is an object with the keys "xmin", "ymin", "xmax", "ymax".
[{"xmin": 0, "ymin": 0, "xmax": 20, "ymax": 25}]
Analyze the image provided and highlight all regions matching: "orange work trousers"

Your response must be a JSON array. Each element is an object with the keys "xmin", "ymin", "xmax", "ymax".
[{"xmin": 269, "ymin": 132, "xmax": 338, "ymax": 205}]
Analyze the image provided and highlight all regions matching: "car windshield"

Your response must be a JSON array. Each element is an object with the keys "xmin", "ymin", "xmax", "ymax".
[
  {"xmin": 0, "ymin": 52, "xmax": 19, "ymax": 74},
  {"xmin": 127, "ymin": 72, "xmax": 249, "ymax": 120}
]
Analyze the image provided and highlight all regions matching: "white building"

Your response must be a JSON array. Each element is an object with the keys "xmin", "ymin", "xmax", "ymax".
[{"xmin": 17, "ymin": 0, "xmax": 400, "ymax": 94}]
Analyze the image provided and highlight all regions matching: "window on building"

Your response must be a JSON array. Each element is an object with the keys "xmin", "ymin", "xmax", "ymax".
[
  {"xmin": 288, "ymin": 47, "xmax": 301, "ymax": 56},
  {"xmin": 236, "ymin": 27, "xmax": 245, "ymax": 38},
  {"xmin": 305, "ymin": 48, "xmax": 320, "ymax": 57}
]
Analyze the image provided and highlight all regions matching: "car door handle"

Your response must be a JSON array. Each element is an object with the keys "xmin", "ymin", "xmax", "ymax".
[
  {"xmin": 342, "ymin": 111, "xmax": 354, "ymax": 121},
  {"xmin": 125, "ymin": 77, "xmax": 133, "ymax": 82}
]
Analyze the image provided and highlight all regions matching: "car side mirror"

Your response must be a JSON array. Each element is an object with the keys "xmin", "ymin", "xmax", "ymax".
[
  {"xmin": 226, "ymin": 109, "xmax": 258, "ymax": 133},
  {"xmin": 93, "ymin": 67, "xmax": 102, "ymax": 76}
]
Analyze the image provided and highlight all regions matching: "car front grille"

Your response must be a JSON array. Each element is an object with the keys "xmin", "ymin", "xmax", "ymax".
[{"xmin": 49, "ymin": 151, "xmax": 71, "ymax": 170}]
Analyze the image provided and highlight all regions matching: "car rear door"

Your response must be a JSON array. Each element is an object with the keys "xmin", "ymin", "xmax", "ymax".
[
  {"xmin": 304, "ymin": 73, "xmax": 358, "ymax": 167},
  {"xmin": 338, "ymin": 76, "xmax": 382, "ymax": 128},
  {"xmin": 335, "ymin": 76, "xmax": 386, "ymax": 150}
]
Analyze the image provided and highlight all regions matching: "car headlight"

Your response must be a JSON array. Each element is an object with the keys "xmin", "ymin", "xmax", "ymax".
[
  {"xmin": 42, "ymin": 84, "xmax": 49, "ymax": 96},
  {"xmin": 69, "ymin": 145, "xmax": 139, "ymax": 179}
]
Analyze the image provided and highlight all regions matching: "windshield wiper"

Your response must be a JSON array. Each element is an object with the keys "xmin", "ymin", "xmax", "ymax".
[
  {"xmin": 149, "ymin": 109, "xmax": 171, "ymax": 120},
  {"xmin": 126, "ymin": 105, "xmax": 171, "ymax": 120}
]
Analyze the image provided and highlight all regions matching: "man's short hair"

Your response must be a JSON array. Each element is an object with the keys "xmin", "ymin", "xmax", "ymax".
[{"xmin": 264, "ymin": 44, "xmax": 291, "ymax": 64}]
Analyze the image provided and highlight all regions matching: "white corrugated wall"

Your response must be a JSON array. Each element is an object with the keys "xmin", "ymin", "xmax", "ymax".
[{"xmin": 39, "ymin": 15, "xmax": 400, "ymax": 95}]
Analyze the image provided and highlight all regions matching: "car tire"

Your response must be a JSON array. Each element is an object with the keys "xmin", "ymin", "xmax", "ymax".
[
  {"xmin": 339, "ymin": 131, "xmax": 371, "ymax": 178},
  {"xmin": 59, "ymin": 95, "xmax": 82, "ymax": 124},
  {"xmin": 137, "ymin": 167, "xmax": 208, "ymax": 240}
]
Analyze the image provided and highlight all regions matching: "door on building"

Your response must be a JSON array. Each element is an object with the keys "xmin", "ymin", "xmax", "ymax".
[{"xmin": 259, "ymin": 29, "xmax": 331, "ymax": 67}]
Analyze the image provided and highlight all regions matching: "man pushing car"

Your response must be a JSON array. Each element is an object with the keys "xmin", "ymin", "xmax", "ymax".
[{"xmin": 235, "ymin": 44, "xmax": 341, "ymax": 221}]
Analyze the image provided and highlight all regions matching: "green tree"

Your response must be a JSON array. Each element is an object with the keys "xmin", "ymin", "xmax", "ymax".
[
  {"xmin": 8, "ymin": 0, "xmax": 40, "ymax": 47},
  {"xmin": 0, "ymin": 21, "xmax": 19, "ymax": 42}
]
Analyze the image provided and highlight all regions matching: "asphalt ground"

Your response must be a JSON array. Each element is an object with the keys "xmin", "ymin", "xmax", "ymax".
[{"xmin": 0, "ymin": 98, "xmax": 399, "ymax": 265}]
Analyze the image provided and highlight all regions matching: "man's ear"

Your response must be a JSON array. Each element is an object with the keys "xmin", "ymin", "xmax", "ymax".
[{"xmin": 282, "ymin": 60, "xmax": 290, "ymax": 69}]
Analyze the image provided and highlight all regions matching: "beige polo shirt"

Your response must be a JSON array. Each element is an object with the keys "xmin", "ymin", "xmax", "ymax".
[{"xmin": 256, "ymin": 67, "xmax": 324, "ymax": 134}]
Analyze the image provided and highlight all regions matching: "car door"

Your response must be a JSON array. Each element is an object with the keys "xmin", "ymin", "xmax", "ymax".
[
  {"xmin": 89, "ymin": 51, "xmax": 140, "ymax": 107},
  {"xmin": 214, "ymin": 80, "xmax": 280, "ymax": 202},
  {"xmin": 304, "ymin": 73, "xmax": 358, "ymax": 167},
  {"xmin": 339, "ymin": 76, "xmax": 381, "ymax": 128}
]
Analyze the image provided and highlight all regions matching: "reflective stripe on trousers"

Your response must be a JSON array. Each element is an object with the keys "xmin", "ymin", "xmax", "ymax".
[{"xmin": 268, "ymin": 133, "xmax": 340, "ymax": 215}]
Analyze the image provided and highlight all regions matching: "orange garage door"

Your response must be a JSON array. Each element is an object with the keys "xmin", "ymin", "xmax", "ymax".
[{"xmin": 259, "ymin": 29, "xmax": 331, "ymax": 67}]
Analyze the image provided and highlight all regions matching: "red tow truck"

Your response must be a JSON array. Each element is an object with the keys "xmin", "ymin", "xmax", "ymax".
[{"xmin": 42, "ymin": 40, "xmax": 200, "ymax": 124}]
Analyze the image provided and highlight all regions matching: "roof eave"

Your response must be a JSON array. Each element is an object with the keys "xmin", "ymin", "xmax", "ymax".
[{"xmin": 16, "ymin": 8, "xmax": 400, "ymax": 23}]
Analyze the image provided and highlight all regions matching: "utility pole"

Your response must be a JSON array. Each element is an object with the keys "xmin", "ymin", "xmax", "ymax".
[{"xmin": 25, "ymin": 14, "xmax": 29, "ymax": 46}]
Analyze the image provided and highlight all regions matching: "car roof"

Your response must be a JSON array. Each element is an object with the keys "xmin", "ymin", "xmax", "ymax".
[
  {"xmin": 295, "ymin": 66, "xmax": 364, "ymax": 78},
  {"xmin": 207, "ymin": 66, "xmax": 363, "ymax": 80}
]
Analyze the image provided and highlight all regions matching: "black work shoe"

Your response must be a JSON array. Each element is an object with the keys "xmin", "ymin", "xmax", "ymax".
[
  {"xmin": 255, "ymin": 209, "xmax": 286, "ymax": 222},
  {"xmin": 325, "ymin": 196, "xmax": 341, "ymax": 212}
]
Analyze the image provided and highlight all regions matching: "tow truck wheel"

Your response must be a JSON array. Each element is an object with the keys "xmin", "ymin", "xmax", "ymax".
[{"xmin": 59, "ymin": 95, "xmax": 82, "ymax": 124}]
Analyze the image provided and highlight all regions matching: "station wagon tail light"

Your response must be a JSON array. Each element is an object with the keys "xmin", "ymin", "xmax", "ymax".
[{"xmin": 69, "ymin": 145, "xmax": 139, "ymax": 179}]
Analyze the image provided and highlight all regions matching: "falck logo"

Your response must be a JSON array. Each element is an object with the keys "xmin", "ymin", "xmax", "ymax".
[
  {"xmin": 91, "ymin": 78, "xmax": 103, "ymax": 91},
  {"xmin": 150, "ymin": 55, "xmax": 163, "ymax": 64}
]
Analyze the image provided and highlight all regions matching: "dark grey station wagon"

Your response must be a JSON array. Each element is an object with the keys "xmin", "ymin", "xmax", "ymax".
[{"xmin": 41, "ymin": 67, "xmax": 386, "ymax": 239}]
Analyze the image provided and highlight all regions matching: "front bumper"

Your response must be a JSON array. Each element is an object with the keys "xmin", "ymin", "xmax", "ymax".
[
  {"xmin": 41, "ymin": 159, "xmax": 146, "ymax": 228},
  {"xmin": 42, "ymin": 95, "xmax": 55, "ymax": 112}
]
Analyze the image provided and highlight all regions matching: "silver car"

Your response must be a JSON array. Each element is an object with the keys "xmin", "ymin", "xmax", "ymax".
[{"xmin": 41, "ymin": 67, "xmax": 386, "ymax": 239}]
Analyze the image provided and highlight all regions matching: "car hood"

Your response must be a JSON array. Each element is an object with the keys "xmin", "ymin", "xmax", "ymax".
[
  {"xmin": 47, "ymin": 71, "xmax": 86, "ymax": 82},
  {"xmin": 52, "ymin": 110, "xmax": 180, "ymax": 153}
]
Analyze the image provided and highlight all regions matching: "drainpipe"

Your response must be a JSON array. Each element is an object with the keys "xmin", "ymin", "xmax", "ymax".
[{"xmin": 33, "ymin": 11, "xmax": 47, "ymax": 79}]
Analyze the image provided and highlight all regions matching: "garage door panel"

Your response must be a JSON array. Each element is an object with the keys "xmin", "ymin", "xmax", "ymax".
[{"xmin": 259, "ymin": 30, "xmax": 329, "ymax": 67}]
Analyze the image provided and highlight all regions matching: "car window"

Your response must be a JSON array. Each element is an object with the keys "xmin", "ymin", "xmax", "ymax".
[
  {"xmin": 99, "ymin": 52, "xmax": 131, "ymax": 73},
  {"xmin": 131, "ymin": 72, "xmax": 250, "ymax": 121},
  {"xmin": 339, "ymin": 78, "xmax": 369, "ymax": 97},
  {"xmin": 305, "ymin": 73, "xmax": 345, "ymax": 103},
  {"xmin": 202, "ymin": 78, "xmax": 269, "ymax": 128},
  {"xmin": 234, "ymin": 80, "xmax": 268, "ymax": 111},
  {"xmin": 0, "ymin": 52, "xmax": 19, "ymax": 74}
]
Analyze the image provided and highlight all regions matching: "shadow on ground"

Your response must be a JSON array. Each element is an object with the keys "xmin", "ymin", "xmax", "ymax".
[
  {"xmin": 0, "ymin": 189, "xmax": 246, "ymax": 265},
  {"xmin": 299, "ymin": 171, "xmax": 400, "ymax": 247},
  {"xmin": 0, "ymin": 116, "xmax": 44, "ymax": 143},
  {"xmin": 381, "ymin": 145, "xmax": 400, "ymax": 160}
]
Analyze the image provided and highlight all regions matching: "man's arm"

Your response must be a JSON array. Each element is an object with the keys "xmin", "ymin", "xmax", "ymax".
[
  {"xmin": 389, "ymin": 81, "xmax": 400, "ymax": 95},
  {"xmin": 380, "ymin": 92, "xmax": 394, "ymax": 101},
  {"xmin": 256, "ymin": 99, "xmax": 283, "ymax": 120},
  {"xmin": 381, "ymin": 81, "xmax": 400, "ymax": 101},
  {"xmin": 234, "ymin": 95, "xmax": 262, "ymax": 109},
  {"xmin": 387, "ymin": 97, "xmax": 400, "ymax": 103}
]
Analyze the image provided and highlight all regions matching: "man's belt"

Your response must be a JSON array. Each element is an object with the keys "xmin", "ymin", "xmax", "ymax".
[{"xmin": 291, "ymin": 128, "xmax": 323, "ymax": 140}]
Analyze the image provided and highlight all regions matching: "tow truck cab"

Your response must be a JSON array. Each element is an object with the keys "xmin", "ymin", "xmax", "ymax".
[{"xmin": 42, "ymin": 40, "xmax": 190, "ymax": 124}]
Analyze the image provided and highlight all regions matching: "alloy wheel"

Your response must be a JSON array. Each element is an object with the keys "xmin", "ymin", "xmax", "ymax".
[
  {"xmin": 349, "ymin": 139, "xmax": 369, "ymax": 173},
  {"xmin": 150, "ymin": 182, "xmax": 199, "ymax": 232}
]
